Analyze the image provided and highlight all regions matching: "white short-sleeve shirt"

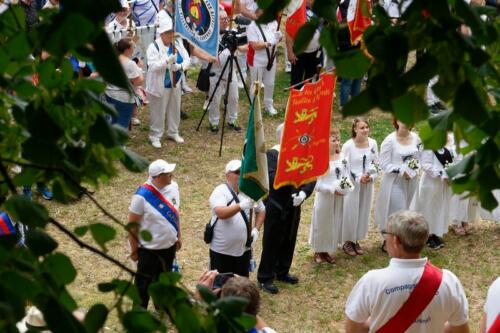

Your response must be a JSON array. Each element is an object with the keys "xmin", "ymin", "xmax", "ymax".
[
  {"xmin": 105, "ymin": 58, "xmax": 142, "ymax": 103},
  {"xmin": 247, "ymin": 21, "xmax": 278, "ymax": 68},
  {"xmin": 484, "ymin": 277, "xmax": 500, "ymax": 331},
  {"xmin": 129, "ymin": 180, "xmax": 180, "ymax": 250},
  {"xmin": 345, "ymin": 258, "xmax": 468, "ymax": 333},
  {"xmin": 209, "ymin": 183, "xmax": 265, "ymax": 257}
]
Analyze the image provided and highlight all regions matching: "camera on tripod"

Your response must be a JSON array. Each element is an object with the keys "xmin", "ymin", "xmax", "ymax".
[{"xmin": 219, "ymin": 27, "xmax": 248, "ymax": 51}]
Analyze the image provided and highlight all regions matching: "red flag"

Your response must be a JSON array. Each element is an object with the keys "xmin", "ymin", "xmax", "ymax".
[
  {"xmin": 285, "ymin": 0, "xmax": 306, "ymax": 40},
  {"xmin": 347, "ymin": 0, "xmax": 372, "ymax": 45},
  {"xmin": 274, "ymin": 72, "xmax": 336, "ymax": 190}
]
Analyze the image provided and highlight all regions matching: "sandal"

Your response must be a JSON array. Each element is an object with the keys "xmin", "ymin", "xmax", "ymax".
[
  {"xmin": 343, "ymin": 242, "xmax": 357, "ymax": 256},
  {"xmin": 314, "ymin": 253, "xmax": 326, "ymax": 264},
  {"xmin": 354, "ymin": 242, "xmax": 364, "ymax": 255},
  {"xmin": 322, "ymin": 253, "xmax": 336, "ymax": 264},
  {"xmin": 462, "ymin": 222, "xmax": 472, "ymax": 235},
  {"xmin": 451, "ymin": 224, "xmax": 466, "ymax": 236}
]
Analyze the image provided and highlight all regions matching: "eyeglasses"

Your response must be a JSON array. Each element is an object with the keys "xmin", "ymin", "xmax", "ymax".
[
  {"xmin": 232, "ymin": 170, "xmax": 240, "ymax": 175},
  {"xmin": 381, "ymin": 230, "xmax": 395, "ymax": 239}
]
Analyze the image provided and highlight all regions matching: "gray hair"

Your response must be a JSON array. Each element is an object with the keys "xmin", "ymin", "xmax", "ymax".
[
  {"xmin": 276, "ymin": 123, "xmax": 284, "ymax": 144},
  {"xmin": 386, "ymin": 211, "xmax": 429, "ymax": 254}
]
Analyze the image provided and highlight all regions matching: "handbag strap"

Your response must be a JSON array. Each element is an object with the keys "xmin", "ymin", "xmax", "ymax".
[
  {"xmin": 225, "ymin": 183, "xmax": 251, "ymax": 243},
  {"xmin": 256, "ymin": 24, "xmax": 272, "ymax": 66}
]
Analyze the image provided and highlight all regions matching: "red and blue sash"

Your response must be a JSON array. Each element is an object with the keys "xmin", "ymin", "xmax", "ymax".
[
  {"xmin": 135, "ymin": 184, "xmax": 179, "ymax": 235},
  {"xmin": 0, "ymin": 212, "xmax": 16, "ymax": 236}
]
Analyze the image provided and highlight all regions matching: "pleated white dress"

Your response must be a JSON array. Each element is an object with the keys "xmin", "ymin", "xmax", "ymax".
[
  {"xmin": 374, "ymin": 132, "xmax": 421, "ymax": 230},
  {"xmin": 341, "ymin": 138, "xmax": 379, "ymax": 242},
  {"xmin": 450, "ymin": 144, "xmax": 480, "ymax": 225},
  {"xmin": 309, "ymin": 157, "xmax": 351, "ymax": 253},
  {"xmin": 413, "ymin": 147, "xmax": 454, "ymax": 237}
]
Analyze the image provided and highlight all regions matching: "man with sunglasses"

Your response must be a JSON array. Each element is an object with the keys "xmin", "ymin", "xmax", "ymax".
[
  {"xmin": 128, "ymin": 159, "xmax": 181, "ymax": 308},
  {"xmin": 207, "ymin": 159, "xmax": 265, "ymax": 277},
  {"xmin": 345, "ymin": 210, "xmax": 470, "ymax": 333}
]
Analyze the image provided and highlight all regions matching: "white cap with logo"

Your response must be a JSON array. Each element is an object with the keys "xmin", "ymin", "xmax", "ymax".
[
  {"xmin": 149, "ymin": 159, "xmax": 176, "ymax": 177},
  {"xmin": 225, "ymin": 160, "xmax": 241, "ymax": 174}
]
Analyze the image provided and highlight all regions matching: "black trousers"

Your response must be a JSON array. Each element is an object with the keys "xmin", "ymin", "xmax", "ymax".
[
  {"xmin": 290, "ymin": 49, "xmax": 323, "ymax": 87},
  {"xmin": 210, "ymin": 249, "xmax": 250, "ymax": 277},
  {"xmin": 135, "ymin": 245, "xmax": 176, "ymax": 309},
  {"xmin": 257, "ymin": 204, "xmax": 301, "ymax": 283}
]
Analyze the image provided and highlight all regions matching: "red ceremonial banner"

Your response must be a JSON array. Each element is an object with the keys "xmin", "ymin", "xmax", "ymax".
[
  {"xmin": 274, "ymin": 72, "xmax": 336, "ymax": 190},
  {"xmin": 285, "ymin": 0, "xmax": 306, "ymax": 40},
  {"xmin": 348, "ymin": 0, "xmax": 372, "ymax": 45}
]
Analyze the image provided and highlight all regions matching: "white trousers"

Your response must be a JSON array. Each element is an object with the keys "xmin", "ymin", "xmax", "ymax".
[
  {"xmin": 207, "ymin": 72, "xmax": 239, "ymax": 126},
  {"xmin": 148, "ymin": 87, "xmax": 181, "ymax": 142},
  {"xmin": 249, "ymin": 62, "xmax": 276, "ymax": 110}
]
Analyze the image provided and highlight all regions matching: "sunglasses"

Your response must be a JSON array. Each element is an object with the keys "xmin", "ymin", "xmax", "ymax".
[{"xmin": 232, "ymin": 170, "xmax": 240, "ymax": 175}]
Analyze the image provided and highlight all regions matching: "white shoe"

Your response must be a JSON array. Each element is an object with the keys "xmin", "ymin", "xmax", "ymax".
[
  {"xmin": 131, "ymin": 117, "xmax": 141, "ymax": 126},
  {"xmin": 238, "ymin": 80, "xmax": 244, "ymax": 89},
  {"xmin": 182, "ymin": 85, "xmax": 193, "ymax": 94},
  {"xmin": 285, "ymin": 61, "xmax": 291, "ymax": 73},
  {"xmin": 168, "ymin": 134, "xmax": 184, "ymax": 144},
  {"xmin": 266, "ymin": 106, "xmax": 278, "ymax": 116},
  {"xmin": 151, "ymin": 140, "xmax": 162, "ymax": 149}
]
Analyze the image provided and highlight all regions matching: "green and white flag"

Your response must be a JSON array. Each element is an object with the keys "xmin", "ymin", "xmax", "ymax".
[{"xmin": 239, "ymin": 88, "xmax": 269, "ymax": 201}]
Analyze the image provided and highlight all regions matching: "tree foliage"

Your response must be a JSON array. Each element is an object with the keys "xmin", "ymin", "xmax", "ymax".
[
  {"xmin": 0, "ymin": 1, "xmax": 254, "ymax": 332},
  {"xmin": 0, "ymin": 0, "xmax": 499, "ymax": 332},
  {"xmin": 259, "ymin": 0, "xmax": 500, "ymax": 209}
]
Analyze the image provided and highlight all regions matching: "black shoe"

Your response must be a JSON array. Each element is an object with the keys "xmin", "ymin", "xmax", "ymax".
[
  {"xmin": 209, "ymin": 124, "xmax": 219, "ymax": 133},
  {"xmin": 428, "ymin": 235, "xmax": 444, "ymax": 250},
  {"xmin": 259, "ymin": 281, "xmax": 279, "ymax": 294},
  {"xmin": 181, "ymin": 111, "xmax": 188, "ymax": 120},
  {"xmin": 227, "ymin": 122, "xmax": 242, "ymax": 133},
  {"xmin": 276, "ymin": 274, "xmax": 299, "ymax": 285}
]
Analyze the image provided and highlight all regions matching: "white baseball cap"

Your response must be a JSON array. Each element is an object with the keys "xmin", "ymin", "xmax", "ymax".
[
  {"xmin": 149, "ymin": 159, "xmax": 176, "ymax": 177},
  {"xmin": 17, "ymin": 306, "xmax": 50, "ymax": 333},
  {"xmin": 225, "ymin": 160, "xmax": 241, "ymax": 174},
  {"xmin": 158, "ymin": 14, "xmax": 173, "ymax": 34}
]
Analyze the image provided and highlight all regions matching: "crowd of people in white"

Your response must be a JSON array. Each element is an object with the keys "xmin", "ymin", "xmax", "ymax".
[{"xmin": 8, "ymin": 0, "xmax": 499, "ymax": 332}]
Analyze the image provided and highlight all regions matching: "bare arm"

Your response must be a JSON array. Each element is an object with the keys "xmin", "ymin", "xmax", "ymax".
[
  {"xmin": 345, "ymin": 318, "xmax": 369, "ymax": 333},
  {"xmin": 443, "ymin": 322, "xmax": 470, "ymax": 333},
  {"xmin": 213, "ymin": 203, "xmax": 245, "ymax": 220},
  {"xmin": 254, "ymin": 210, "xmax": 265, "ymax": 231},
  {"xmin": 190, "ymin": 44, "xmax": 217, "ymax": 63},
  {"xmin": 127, "ymin": 212, "xmax": 142, "ymax": 261},
  {"xmin": 285, "ymin": 33, "xmax": 297, "ymax": 64},
  {"xmin": 250, "ymin": 40, "xmax": 271, "ymax": 50}
]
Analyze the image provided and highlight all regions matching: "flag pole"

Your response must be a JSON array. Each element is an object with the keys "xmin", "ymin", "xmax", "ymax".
[
  {"xmin": 171, "ymin": 0, "xmax": 178, "ymax": 88},
  {"xmin": 283, "ymin": 66, "xmax": 335, "ymax": 91}
]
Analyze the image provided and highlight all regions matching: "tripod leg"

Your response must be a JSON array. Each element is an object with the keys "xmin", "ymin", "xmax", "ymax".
[
  {"xmin": 219, "ymin": 55, "xmax": 235, "ymax": 157},
  {"xmin": 234, "ymin": 54, "xmax": 251, "ymax": 104},
  {"xmin": 195, "ymin": 58, "xmax": 231, "ymax": 131}
]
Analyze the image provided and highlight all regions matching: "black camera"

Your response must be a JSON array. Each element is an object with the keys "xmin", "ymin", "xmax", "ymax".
[
  {"xmin": 219, "ymin": 27, "xmax": 248, "ymax": 52},
  {"xmin": 213, "ymin": 272, "xmax": 234, "ymax": 289}
]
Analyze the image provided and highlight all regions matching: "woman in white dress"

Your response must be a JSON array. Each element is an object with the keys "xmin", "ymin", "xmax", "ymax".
[
  {"xmin": 450, "ymin": 141, "xmax": 479, "ymax": 235},
  {"xmin": 413, "ymin": 133, "xmax": 454, "ymax": 250},
  {"xmin": 374, "ymin": 120, "xmax": 421, "ymax": 251},
  {"xmin": 309, "ymin": 129, "xmax": 352, "ymax": 264},
  {"xmin": 341, "ymin": 117, "xmax": 379, "ymax": 256}
]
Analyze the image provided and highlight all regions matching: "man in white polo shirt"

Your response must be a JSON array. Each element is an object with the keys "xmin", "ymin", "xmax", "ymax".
[
  {"xmin": 128, "ymin": 159, "xmax": 181, "ymax": 308},
  {"xmin": 345, "ymin": 210, "xmax": 470, "ymax": 333},
  {"xmin": 479, "ymin": 277, "xmax": 500, "ymax": 333},
  {"xmin": 208, "ymin": 159, "xmax": 265, "ymax": 277}
]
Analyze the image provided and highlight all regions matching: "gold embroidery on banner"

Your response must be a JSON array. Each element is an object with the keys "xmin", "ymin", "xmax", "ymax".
[
  {"xmin": 285, "ymin": 156, "xmax": 314, "ymax": 174},
  {"xmin": 293, "ymin": 107, "xmax": 318, "ymax": 125}
]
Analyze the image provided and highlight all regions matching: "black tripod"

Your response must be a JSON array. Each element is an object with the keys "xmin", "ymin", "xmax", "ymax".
[{"xmin": 196, "ymin": 40, "xmax": 252, "ymax": 157}]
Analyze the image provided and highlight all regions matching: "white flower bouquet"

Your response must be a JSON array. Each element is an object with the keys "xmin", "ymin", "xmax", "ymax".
[
  {"xmin": 339, "ymin": 176, "xmax": 354, "ymax": 191},
  {"xmin": 407, "ymin": 158, "xmax": 420, "ymax": 171}
]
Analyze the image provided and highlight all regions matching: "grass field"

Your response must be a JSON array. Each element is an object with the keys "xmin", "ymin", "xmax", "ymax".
[{"xmin": 43, "ymin": 52, "xmax": 500, "ymax": 332}]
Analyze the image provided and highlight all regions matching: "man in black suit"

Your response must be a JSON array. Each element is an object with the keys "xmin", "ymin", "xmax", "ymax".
[{"xmin": 257, "ymin": 124, "xmax": 316, "ymax": 294}]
